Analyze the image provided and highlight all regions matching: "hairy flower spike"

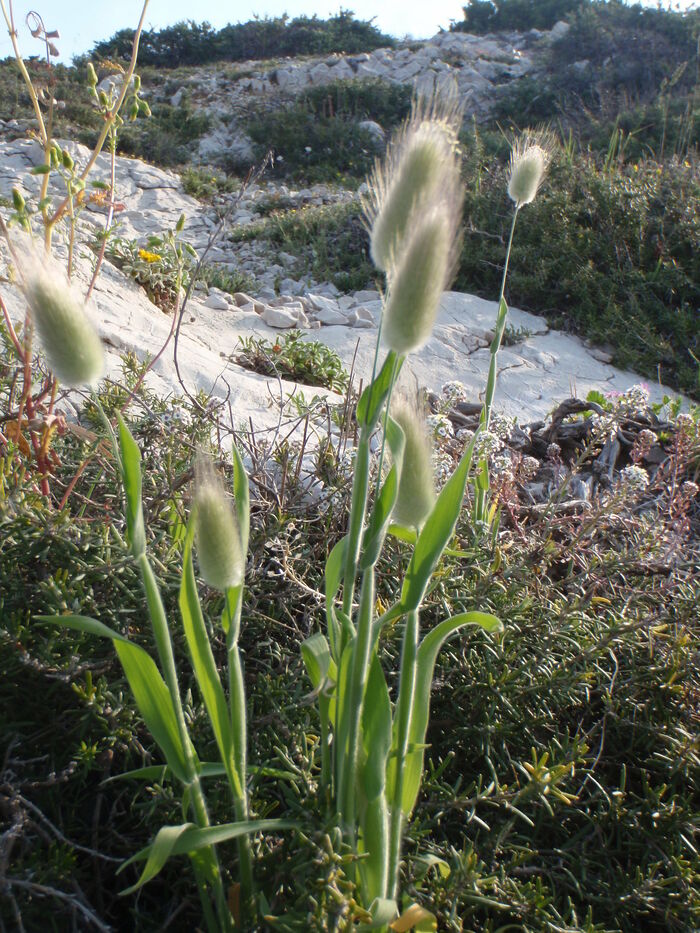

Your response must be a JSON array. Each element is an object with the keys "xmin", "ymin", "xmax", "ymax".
[
  {"xmin": 364, "ymin": 88, "xmax": 463, "ymax": 274},
  {"xmin": 391, "ymin": 398, "xmax": 436, "ymax": 530},
  {"xmin": 508, "ymin": 138, "xmax": 550, "ymax": 207},
  {"xmin": 22, "ymin": 259, "xmax": 104, "ymax": 388},
  {"xmin": 382, "ymin": 205, "xmax": 459, "ymax": 355},
  {"xmin": 194, "ymin": 458, "xmax": 244, "ymax": 591}
]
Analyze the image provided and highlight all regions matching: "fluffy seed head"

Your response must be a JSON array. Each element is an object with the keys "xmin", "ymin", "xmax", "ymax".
[
  {"xmin": 22, "ymin": 261, "xmax": 104, "ymax": 388},
  {"xmin": 391, "ymin": 398, "xmax": 436, "ymax": 530},
  {"xmin": 363, "ymin": 88, "xmax": 463, "ymax": 274},
  {"xmin": 194, "ymin": 458, "xmax": 244, "ymax": 591},
  {"xmin": 382, "ymin": 205, "xmax": 459, "ymax": 355},
  {"xmin": 508, "ymin": 139, "xmax": 550, "ymax": 207}
]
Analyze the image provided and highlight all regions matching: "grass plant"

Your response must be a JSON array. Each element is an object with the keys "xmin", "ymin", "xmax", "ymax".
[{"xmin": 1, "ymin": 6, "xmax": 698, "ymax": 932}]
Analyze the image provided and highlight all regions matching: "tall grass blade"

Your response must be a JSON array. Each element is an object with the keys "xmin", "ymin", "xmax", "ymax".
[
  {"xmin": 400, "ymin": 432, "xmax": 477, "ymax": 613},
  {"xmin": 39, "ymin": 614, "xmax": 189, "ymax": 782},
  {"xmin": 179, "ymin": 524, "xmax": 241, "ymax": 796},
  {"xmin": 116, "ymin": 414, "xmax": 146, "ymax": 558},
  {"xmin": 119, "ymin": 819, "xmax": 293, "ymax": 893},
  {"xmin": 399, "ymin": 611, "xmax": 501, "ymax": 816}
]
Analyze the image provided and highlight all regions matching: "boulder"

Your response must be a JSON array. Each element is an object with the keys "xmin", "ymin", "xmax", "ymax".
[
  {"xmin": 204, "ymin": 291, "xmax": 230, "ymax": 311},
  {"xmin": 261, "ymin": 305, "xmax": 299, "ymax": 328}
]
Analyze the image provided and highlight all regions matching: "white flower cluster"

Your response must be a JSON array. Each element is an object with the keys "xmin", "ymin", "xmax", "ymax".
[
  {"xmin": 619, "ymin": 464, "xmax": 649, "ymax": 492},
  {"xmin": 491, "ymin": 449, "xmax": 515, "ymax": 477},
  {"xmin": 432, "ymin": 450, "xmax": 454, "ymax": 486},
  {"xmin": 426, "ymin": 412, "xmax": 453, "ymax": 439},
  {"xmin": 475, "ymin": 430, "xmax": 504, "ymax": 459},
  {"xmin": 520, "ymin": 455, "xmax": 540, "ymax": 477},
  {"xmin": 590, "ymin": 412, "xmax": 617, "ymax": 444},
  {"xmin": 675, "ymin": 413, "xmax": 697, "ymax": 436},
  {"xmin": 490, "ymin": 412, "xmax": 516, "ymax": 441},
  {"xmin": 440, "ymin": 380, "xmax": 469, "ymax": 407},
  {"xmin": 617, "ymin": 384, "xmax": 650, "ymax": 416}
]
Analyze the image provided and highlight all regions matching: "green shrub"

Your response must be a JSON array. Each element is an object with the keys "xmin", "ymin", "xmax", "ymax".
[
  {"xmin": 302, "ymin": 78, "xmax": 412, "ymax": 128},
  {"xmin": 245, "ymin": 104, "xmax": 379, "ymax": 185},
  {"xmin": 86, "ymin": 13, "xmax": 395, "ymax": 69},
  {"xmin": 452, "ymin": 0, "xmax": 587, "ymax": 33},
  {"xmin": 234, "ymin": 331, "xmax": 350, "ymax": 391},
  {"xmin": 114, "ymin": 99, "xmax": 211, "ymax": 167},
  {"xmin": 230, "ymin": 201, "xmax": 378, "ymax": 293}
]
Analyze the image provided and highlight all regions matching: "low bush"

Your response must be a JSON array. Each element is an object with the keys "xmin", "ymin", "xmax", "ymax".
[
  {"xmin": 246, "ymin": 105, "xmax": 376, "ymax": 184},
  {"xmin": 452, "ymin": 0, "xmax": 587, "ymax": 33},
  {"xmin": 86, "ymin": 13, "xmax": 395, "ymax": 69},
  {"xmin": 229, "ymin": 201, "xmax": 378, "ymax": 294},
  {"xmin": 243, "ymin": 80, "xmax": 411, "ymax": 183},
  {"xmin": 113, "ymin": 98, "xmax": 211, "ymax": 167},
  {"xmin": 234, "ymin": 331, "xmax": 350, "ymax": 391}
]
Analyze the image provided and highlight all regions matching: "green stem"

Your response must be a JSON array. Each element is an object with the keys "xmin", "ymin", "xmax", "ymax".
[
  {"xmin": 341, "ymin": 430, "xmax": 370, "ymax": 618},
  {"xmin": 373, "ymin": 354, "xmax": 399, "ymax": 503},
  {"xmin": 339, "ymin": 570, "xmax": 375, "ymax": 839},
  {"xmin": 137, "ymin": 557, "xmax": 231, "ymax": 931},
  {"xmin": 475, "ymin": 207, "xmax": 519, "ymax": 523},
  {"xmin": 387, "ymin": 610, "xmax": 419, "ymax": 897},
  {"xmin": 481, "ymin": 207, "xmax": 519, "ymax": 430},
  {"xmin": 228, "ymin": 644, "xmax": 254, "ymax": 917}
]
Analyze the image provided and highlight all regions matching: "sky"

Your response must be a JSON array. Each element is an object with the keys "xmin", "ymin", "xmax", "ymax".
[{"xmin": 0, "ymin": 0, "xmax": 697, "ymax": 64}]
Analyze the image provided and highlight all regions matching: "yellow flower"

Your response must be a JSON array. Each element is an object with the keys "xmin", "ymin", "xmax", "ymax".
[{"xmin": 138, "ymin": 248, "xmax": 161, "ymax": 263}]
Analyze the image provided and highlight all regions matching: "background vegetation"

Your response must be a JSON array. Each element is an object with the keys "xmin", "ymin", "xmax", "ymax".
[{"xmin": 84, "ymin": 12, "xmax": 395, "ymax": 69}]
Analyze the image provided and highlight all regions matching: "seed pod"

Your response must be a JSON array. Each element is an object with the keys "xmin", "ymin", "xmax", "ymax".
[
  {"xmin": 12, "ymin": 188, "xmax": 25, "ymax": 212},
  {"xmin": 87, "ymin": 62, "xmax": 98, "ymax": 87},
  {"xmin": 22, "ymin": 261, "xmax": 104, "ymax": 388},
  {"xmin": 391, "ymin": 398, "xmax": 436, "ymax": 530},
  {"xmin": 382, "ymin": 204, "xmax": 459, "ymax": 356},
  {"xmin": 508, "ymin": 141, "xmax": 550, "ymax": 207},
  {"xmin": 194, "ymin": 458, "xmax": 244, "ymax": 591}
]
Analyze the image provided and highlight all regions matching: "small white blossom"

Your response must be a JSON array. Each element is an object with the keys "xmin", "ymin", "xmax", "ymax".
[
  {"xmin": 441, "ymin": 380, "xmax": 468, "ymax": 406},
  {"xmin": 619, "ymin": 464, "xmax": 649, "ymax": 492},
  {"xmin": 618, "ymin": 384, "xmax": 650, "ymax": 415},
  {"xmin": 491, "ymin": 412, "xmax": 515, "ymax": 441},
  {"xmin": 426, "ymin": 412, "xmax": 453, "ymax": 439},
  {"xmin": 475, "ymin": 430, "xmax": 503, "ymax": 459}
]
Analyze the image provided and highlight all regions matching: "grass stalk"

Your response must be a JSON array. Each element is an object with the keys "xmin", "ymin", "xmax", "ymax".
[
  {"xmin": 387, "ymin": 609, "xmax": 419, "ymax": 896},
  {"xmin": 339, "ymin": 569, "xmax": 375, "ymax": 839}
]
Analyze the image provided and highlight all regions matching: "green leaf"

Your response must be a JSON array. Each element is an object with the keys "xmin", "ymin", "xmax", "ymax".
[
  {"xmin": 413, "ymin": 853, "xmax": 451, "ymax": 881},
  {"xmin": 301, "ymin": 632, "xmax": 332, "ymax": 691},
  {"xmin": 180, "ymin": 525, "xmax": 241, "ymax": 797},
  {"xmin": 358, "ymin": 656, "xmax": 392, "ymax": 902},
  {"xmin": 400, "ymin": 611, "xmax": 501, "ymax": 816},
  {"xmin": 357, "ymin": 351, "xmax": 401, "ymax": 428},
  {"xmin": 400, "ymin": 432, "xmax": 478, "ymax": 614},
  {"xmin": 120, "ymin": 823, "xmax": 193, "ymax": 895},
  {"xmin": 116, "ymin": 414, "xmax": 146, "ymax": 557},
  {"xmin": 361, "ymin": 417, "xmax": 405, "ymax": 570},
  {"xmin": 119, "ymin": 819, "xmax": 294, "ymax": 892},
  {"xmin": 30, "ymin": 163, "xmax": 51, "ymax": 175},
  {"xmin": 103, "ymin": 765, "xmax": 170, "ymax": 784},
  {"xmin": 388, "ymin": 523, "xmax": 417, "ymax": 545},
  {"xmin": 325, "ymin": 535, "xmax": 349, "ymax": 660},
  {"xmin": 38, "ymin": 614, "xmax": 188, "ymax": 783},
  {"xmin": 361, "ymin": 655, "xmax": 392, "ymax": 800}
]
